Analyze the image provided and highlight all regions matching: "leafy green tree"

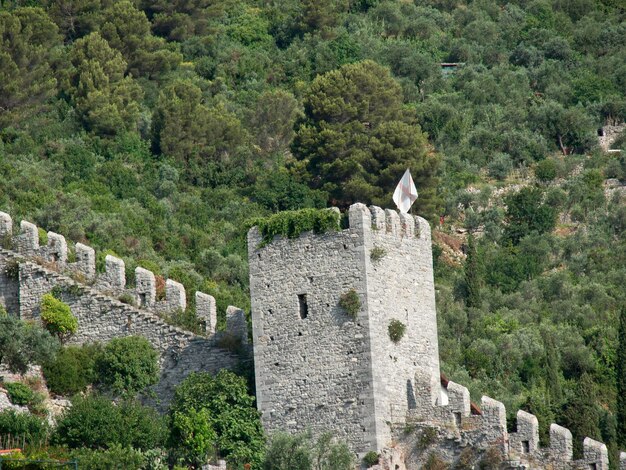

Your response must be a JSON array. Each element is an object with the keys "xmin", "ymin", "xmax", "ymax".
[
  {"xmin": 504, "ymin": 187, "xmax": 557, "ymax": 244},
  {"xmin": 40, "ymin": 293, "xmax": 78, "ymax": 342},
  {"xmin": 617, "ymin": 308, "xmax": 626, "ymax": 447},
  {"xmin": 293, "ymin": 60, "xmax": 440, "ymax": 216},
  {"xmin": 45, "ymin": 0, "xmax": 103, "ymax": 40},
  {"xmin": 263, "ymin": 432, "xmax": 353, "ymax": 470},
  {"xmin": 168, "ymin": 370, "xmax": 265, "ymax": 468},
  {"xmin": 42, "ymin": 343, "xmax": 101, "ymax": 396},
  {"xmin": 54, "ymin": 395, "xmax": 167, "ymax": 450},
  {"xmin": 0, "ymin": 410, "xmax": 50, "ymax": 444},
  {"xmin": 0, "ymin": 315, "xmax": 59, "ymax": 374},
  {"xmin": 529, "ymin": 100, "xmax": 595, "ymax": 154},
  {"xmin": 151, "ymin": 79, "xmax": 246, "ymax": 185},
  {"xmin": 66, "ymin": 32, "xmax": 143, "ymax": 136},
  {"xmin": 464, "ymin": 234, "xmax": 482, "ymax": 309},
  {"xmin": 0, "ymin": 7, "xmax": 60, "ymax": 128},
  {"xmin": 100, "ymin": 1, "xmax": 181, "ymax": 78},
  {"xmin": 561, "ymin": 373, "xmax": 602, "ymax": 459},
  {"xmin": 95, "ymin": 336, "xmax": 159, "ymax": 397}
]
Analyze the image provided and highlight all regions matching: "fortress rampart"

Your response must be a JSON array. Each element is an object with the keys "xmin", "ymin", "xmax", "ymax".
[
  {"xmin": 247, "ymin": 203, "xmax": 626, "ymax": 469},
  {"xmin": 0, "ymin": 211, "xmax": 247, "ymax": 406}
]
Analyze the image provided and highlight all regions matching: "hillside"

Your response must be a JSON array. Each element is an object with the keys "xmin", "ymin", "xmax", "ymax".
[{"xmin": 0, "ymin": 0, "xmax": 625, "ymax": 468}]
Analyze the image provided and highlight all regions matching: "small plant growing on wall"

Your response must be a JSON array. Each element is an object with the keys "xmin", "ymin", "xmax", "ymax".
[
  {"xmin": 339, "ymin": 289, "xmax": 360, "ymax": 319},
  {"xmin": 369, "ymin": 245, "xmax": 387, "ymax": 263},
  {"xmin": 40, "ymin": 293, "xmax": 78, "ymax": 343},
  {"xmin": 388, "ymin": 319, "xmax": 406, "ymax": 343},
  {"xmin": 362, "ymin": 451, "xmax": 379, "ymax": 467}
]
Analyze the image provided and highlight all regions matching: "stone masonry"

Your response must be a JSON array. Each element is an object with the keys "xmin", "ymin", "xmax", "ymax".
[
  {"xmin": 248, "ymin": 203, "xmax": 441, "ymax": 454},
  {"xmin": 0, "ymin": 211, "xmax": 248, "ymax": 407},
  {"xmin": 248, "ymin": 203, "xmax": 626, "ymax": 469}
]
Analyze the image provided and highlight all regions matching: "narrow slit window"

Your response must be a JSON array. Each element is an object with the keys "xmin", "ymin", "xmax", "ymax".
[
  {"xmin": 298, "ymin": 294, "xmax": 308, "ymax": 319},
  {"xmin": 522, "ymin": 440, "xmax": 530, "ymax": 453}
]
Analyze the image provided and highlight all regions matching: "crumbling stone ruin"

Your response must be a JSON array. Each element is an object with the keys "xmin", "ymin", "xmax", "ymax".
[
  {"xmin": 247, "ymin": 203, "xmax": 626, "ymax": 469},
  {"xmin": 0, "ymin": 211, "xmax": 248, "ymax": 406}
]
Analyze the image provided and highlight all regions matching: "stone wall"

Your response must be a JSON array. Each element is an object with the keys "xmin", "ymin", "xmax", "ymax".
[
  {"xmin": 0, "ymin": 211, "xmax": 247, "ymax": 407},
  {"xmin": 599, "ymin": 124, "xmax": 625, "ymax": 152},
  {"xmin": 247, "ymin": 203, "xmax": 441, "ymax": 454},
  {"xmin": 403, "ymin": 374, "xmax": 626, "ymax": 469}
]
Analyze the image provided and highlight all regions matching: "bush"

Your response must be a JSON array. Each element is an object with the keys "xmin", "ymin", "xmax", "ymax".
[
  {"xmin": 487, "ymin": 153, "xmax": 513, "ymax": 181},
  {"xmin": 40, "ymin": 294, "xmax": 78, "ymax": 342},
  {"xmin": 339, "ymin": 289, "xmax": 360, "ymax": 319},
  {"xmin": 4, "ymin": 382, "xmax": 35, "ymax": 406},
  {"xmin": 263, "ymin": 432, "xmax": 353, "ymax": 470},
  {"xmin": 369, "ymin": 246, "xmax": 387, "ymax": 263},
  {"xmin": 362, "ymin": 450, "xmax": 379, "ymax": 467},
  {"xmin": 249, "ymin": 208, "xmax": 340, "ymax": 246},
  {"xmin": 388, "ymin": 319, "xmax": 406, "ymax": 343},
  {"xmin": 0, "ymin": 315, "xmax": 59, "ymax": 374},
  {"xmin": 95, "ymin": 336, "xmax": 159, "ymax": 397},
  {"xmin": 0, "ymin": 410, "xmax": 50, "ymax": 444},
  {"xmin": 42, "ymin": 344, "xmax": 101, "ymax": 396},
  {"xmin": 169, "ymin": 370, "xmax": 265, "ymax": 468},
  {"xmin": 535, "ymin": 159, "xmax": 557, "ymax": 182},
  {"xmin": 54, "ymin": 395, "xmax": 167, "ymax": 450},
  {"xmin": 70, "ymin": 444, "xmax": 147, "ymax": 470}
]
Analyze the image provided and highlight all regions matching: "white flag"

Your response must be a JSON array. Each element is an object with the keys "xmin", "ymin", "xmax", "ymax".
[{"xmin": 392, "ymin": 169, "xmax": 418, "ymax": 214}]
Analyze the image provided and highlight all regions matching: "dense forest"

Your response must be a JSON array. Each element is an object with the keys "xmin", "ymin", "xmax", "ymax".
[{"xmin": 0, "ymin": 0, "xmax": 625, "ymax": 468}]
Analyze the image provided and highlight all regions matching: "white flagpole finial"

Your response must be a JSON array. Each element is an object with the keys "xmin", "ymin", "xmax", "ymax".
[{"xmin": 392, "ymin": 169, "xmax": 418, "ymax": 214}]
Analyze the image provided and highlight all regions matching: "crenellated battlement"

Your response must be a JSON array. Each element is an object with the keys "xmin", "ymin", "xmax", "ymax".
[
  {"xmin": 0, "ymin": 210, "xmax": 247, "ymax": 339},
  {"xmin": 408, "ymin": 374, "xmax": 617, "ymax": 469}
]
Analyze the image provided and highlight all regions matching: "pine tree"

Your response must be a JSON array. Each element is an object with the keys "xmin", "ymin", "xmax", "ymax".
[{"xmin": 617, "ymin": 308, "xmax": 626, "ymax": 447}]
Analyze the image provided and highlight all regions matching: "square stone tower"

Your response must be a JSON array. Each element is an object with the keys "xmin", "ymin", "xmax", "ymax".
[{"xmin": 247, "ymin": 203, "xmax": 441, "ymax": 454}]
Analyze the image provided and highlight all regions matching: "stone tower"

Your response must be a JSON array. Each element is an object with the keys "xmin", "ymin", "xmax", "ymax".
[{"xmin": 247, "ymin": 203, "xmax": 441, "ymax": 454}]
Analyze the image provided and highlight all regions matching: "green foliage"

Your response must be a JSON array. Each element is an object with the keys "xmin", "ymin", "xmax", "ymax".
[
  {"xmin": 0, "ymin": 315, "xmax": 59, "ymax": 374},
  {"xmin": 617, "ymin": 308, "xmax": 626, "ymax": 447},
  {"xmin": 293, "ymin": 60, "xmax": 440, "ymax": 216},
  {"xmin": 388, "ymin": 319, "xmax": 406, "ymax": 343},
  {"xmin": 0, "ymin": 410, "xmax": 50, "ymax": 444},
  {"xmin": 263, "ymin": 431, "xmax": 354, "ymax": 470},
  {"xmin": 251, "ymin": 208, "xmax": 340, "ymax": 246},
  {"xmin": 504, "ymin": 187, "xmax": 557, "ymax": 244},
  {"xmin": 369, "ymin": 245, "xmax": 387, "ymax": 263},
  {"xmin": 42, "ymin": 344, "xmax": 101, "ymax": 396},
  {"xmin": 40, "ymin": 293, "xmax": 78, "ymax": 342},
  {"xmin": 362, "ymin": 451, "xmax": 379, "ymax": 467},
  {"xmin": 423, "ymin": 452, "xmax": 449, "ymax": 470},
  {"xmin": 463, "ymin": 234, "xmax": 482, "ymax": 309},
  {"xmin": 55, "ymin": 395, "xmax": 167, "ymax": 450},
  {"xmin": 4, "ymin": 382, "xmax": 35, "ymax": 406},
  {"xmin": 168, "ymin": 370, "xmax": 264, "ymax": 468},
  {"xmin": 338, "ymin": 289, "xmax": 360, "ymax": 319},
  {"xmin": 69, "ymin": 445, "xmax": 147, "ymax": 470},
  {"xmin": 95, "ymin": 336, "xmax": 159, "ymax": 397},
  {"xmin": 535, "ymin": 159, "xmax": 558, "ymax": 182}
]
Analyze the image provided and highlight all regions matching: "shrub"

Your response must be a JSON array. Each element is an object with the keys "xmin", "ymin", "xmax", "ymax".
[
  {"xmin": 54, "ymin": 395, "xmax": 167, "ymax": 450},
  {"xmin": 169, "ymin": 370, "xmax": 265, "ymax": 468},
  {"xmin": 42, "ymin": 344, "xmax": 101, "ymax": 396},
  {"xmin": 424, "ymin": 452, "xmax": 449, "ymax": 470},
  {"xmin": 263, "ymin": 432, "xmax": 353, "ymax": 470},
  {"xmin": 362, "ymin": 450, "xmax": 379, "ymax": 467},
  {"xmin": 70, "ymin": 444, "xmax": 146, "ymax": 469},
  {"xmin": 4, "ymin": 382, "xmax": 35, "ymax": 406},
  {"xmin": 487, "ymin": 153, "xmax": 513, "ymax": 181},
  {"xmin": 118, "ymin": 292, "xmax": 136, "ymax": 306},
  {"xmin": 0, "ymin": 315, "xmax": 59, "ymax": 374},
  {"xmin": 40, "ymin": 293, "xmax": 78, "ymax": 342},
  {"xmin": 535, "ymin": 159, "xmax": 557, "ymax": 182},
  {"xmin": 95, "ymin": 336, "xmax": 159, "ymax": 397},
  {"xmin": 4, "ymin": 259, "xmax": 20, "ymax": 280},
  {"xmin": 369, "ymin": 246, "xmax": 387, "ymax": 263},
  {"xmin": 339, "ymin": 289, "xmax": 360, "ymax": 319},
  {"xmin": 249, "ymin": 208, "xmax": 340, "ymax": 246},
  {"xmin": 388, "ymin": 319, "xmax": 406, "ymax": 343},
  {"xmin": 0, "ymin": 410, "xmax": 50, "ymax": 444}
]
